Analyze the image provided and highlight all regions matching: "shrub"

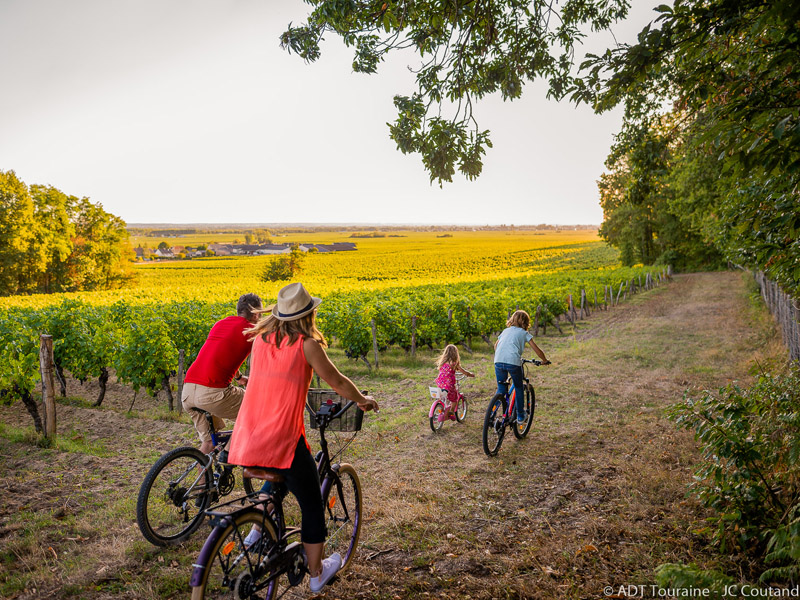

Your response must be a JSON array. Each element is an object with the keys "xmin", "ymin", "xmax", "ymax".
[{"xmin": 667, "ymin": 367, "xmax": 800, "ymax": 581}]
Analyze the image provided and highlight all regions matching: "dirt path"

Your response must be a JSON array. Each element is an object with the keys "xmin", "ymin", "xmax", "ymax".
[{"xmin": 0, "ymin": 272, "xmax": 784, "ymax": 599}]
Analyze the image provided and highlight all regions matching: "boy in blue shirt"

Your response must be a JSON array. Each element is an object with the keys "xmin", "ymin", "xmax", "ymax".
[{"xmin": 494, "ymin": 310, "xmax": 551, "ymax": 423}]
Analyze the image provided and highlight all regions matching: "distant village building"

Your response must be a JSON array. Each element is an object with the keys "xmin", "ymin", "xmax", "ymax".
[
  {"xmin": 134, "ymin": 246, "xmax": 154, "ymax": 260},
  {"xmin": 206, "ymin": 242, "xmax": 356, "ymax": 256},
  {"xmin": 143, "ymin": 241, "xmax": 358, "ymax": 260}
]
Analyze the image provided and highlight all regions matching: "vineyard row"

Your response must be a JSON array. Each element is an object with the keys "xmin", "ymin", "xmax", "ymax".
[{"xmin": 0, "ymin": 265, "xmax": 670, "ymax": 415}]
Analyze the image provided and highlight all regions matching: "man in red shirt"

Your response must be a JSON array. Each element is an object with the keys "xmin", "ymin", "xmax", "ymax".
[{"xmin": 182, "ymin": 293, "xmax": 262, "ymax": 454}]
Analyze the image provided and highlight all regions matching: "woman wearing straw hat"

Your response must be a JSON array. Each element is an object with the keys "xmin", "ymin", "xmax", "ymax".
[{"xmin": 228, "ymin": 282, "xmax": 378, "ymax": 594}]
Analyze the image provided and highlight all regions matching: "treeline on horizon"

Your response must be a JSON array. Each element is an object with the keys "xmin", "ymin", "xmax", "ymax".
[
  {"xmin": 127, "ymin": 223, "xmax": 598, "ymax": 236},
  {"xmin": 0, "ymin": 170, "xmax": 133, "ymax": 297}
]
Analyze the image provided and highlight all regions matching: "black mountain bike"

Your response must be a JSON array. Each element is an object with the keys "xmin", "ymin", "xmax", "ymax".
[
  {"xmin": 189, "ymin": 397, "xmax": 364, "ymax": 600},
  {"xmin": 482, "ymin": 359, "xmax": 541, "ymax": 457},
  {"xmin": 136, "ymin": 410, "xmax": 257, "ymax": 546}
]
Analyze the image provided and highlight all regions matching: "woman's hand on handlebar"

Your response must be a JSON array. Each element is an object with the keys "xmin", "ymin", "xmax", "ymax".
[{"xmin": 357, "ymin": 395, "xmax": 378, "ymax": 413}]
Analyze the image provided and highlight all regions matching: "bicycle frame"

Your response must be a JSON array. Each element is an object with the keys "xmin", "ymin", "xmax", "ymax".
[
  {"xmin": 428, "ymin": 372, "xmax": 467, "ymax": 417},
  {"xmin": 498, "ymin": 360, "xmax": 538, "ymax": 420}
]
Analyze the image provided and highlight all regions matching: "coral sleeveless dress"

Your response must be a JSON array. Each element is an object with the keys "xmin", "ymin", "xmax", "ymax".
[{"xmin": 228, "ymin": 333, "xmax": 312, "ymax": 469}]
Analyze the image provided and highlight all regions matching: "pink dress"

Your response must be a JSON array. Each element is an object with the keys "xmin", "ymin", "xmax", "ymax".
[{"xmin": 435, "ymin": 363, "xmax": 458, "ymax": 404}]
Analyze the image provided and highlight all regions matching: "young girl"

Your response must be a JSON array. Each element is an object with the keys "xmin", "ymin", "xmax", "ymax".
[
  {"xmin": 435, "ymin": 344, "xmax": 475, "ymax": 421},
  {"xmin": 494, "ymin": 310, "xmax": 551, "ymax": 423},
  {"xmin": 228, "ymin": 282, "xmax": 378, "ymax": 594}
]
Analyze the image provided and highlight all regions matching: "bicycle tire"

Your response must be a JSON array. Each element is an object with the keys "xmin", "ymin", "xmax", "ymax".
[
  {"xmin": 482, "ymin": 394, "xmax": 506, "ymax": 457},
  {"xmin": 190, "ymin": 508, "xmax": 281, "ymax": 600},
  {"xmin": 429, "ymin": 401, "xmax": 445, "ymax": 432},
  {"xmin": 322, "ymin": 463, "xmax": 362, "ymax": 572},
  {"xmin": 456, "ymin": 396, "xmax": 468, "ymax": 423},
  {"xmin": 137, "ymin": 446, "xmax": 211, "ymax": 546},
  {"xmin": 512, "ymin": 384, "xmax": 535, "ymax": 439}
]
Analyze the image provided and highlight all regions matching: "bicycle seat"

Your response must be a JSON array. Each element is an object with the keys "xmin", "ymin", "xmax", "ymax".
[{"xmin": 243, "ymin": 467, "xmax": 285, "ymax": 484}]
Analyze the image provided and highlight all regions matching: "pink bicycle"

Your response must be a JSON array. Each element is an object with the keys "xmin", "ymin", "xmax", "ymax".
[{"xmin": 428, "ymin": 372, "xmax": 468, "ymax": 432}]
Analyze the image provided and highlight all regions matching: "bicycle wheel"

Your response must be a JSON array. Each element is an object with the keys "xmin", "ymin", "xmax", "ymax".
[
  {"xmin": 482, "ymin": 394, "xmax": 507, "ymax": 457},
  {"xmin": 190, "ymin": 509, "xmax": 283, "ymax": 600},
  {"xmin": 456, "ymin": 396, "xmax": 468, "ymax": 423},
  {"xmin": 429, "ymin": 401, "xmax": 445, "ymax": 432},
  {"xmin": 323, "ymin": 463, "xmax": 362, "ymax": 572},
  {"xmin": 137, "ymin": 446, "xmax": 211, "ymax": 546},
  {"xmin": 512, "ymin": 384, "xmax": 535, "ymax": 439}
]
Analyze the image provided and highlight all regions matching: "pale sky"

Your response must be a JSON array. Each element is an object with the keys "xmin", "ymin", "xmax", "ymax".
[{"xmin": 0, "ymin": 1, "xmax": 663, "ymax": 226}]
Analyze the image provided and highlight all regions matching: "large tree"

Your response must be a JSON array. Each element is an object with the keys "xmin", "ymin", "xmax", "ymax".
[
  {"xmin": 0, "ymin": 171, "xmax": 133, "ymax": 296},
  {"xmin": 575, "ymin": 0, "xmax": 800, "ymax": 292},
  {"xmin": 281, "ymin": 0, "xmax": 630, "ymax": 184},
  {"xmin": 0, "ymin": 171, "xmax": 37, "ymax": 295}
]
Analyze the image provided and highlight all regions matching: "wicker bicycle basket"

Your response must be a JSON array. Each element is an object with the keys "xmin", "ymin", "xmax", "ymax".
[{"xmin": 306, "ymin": 388, "xmax": 364, "ymax": 432}]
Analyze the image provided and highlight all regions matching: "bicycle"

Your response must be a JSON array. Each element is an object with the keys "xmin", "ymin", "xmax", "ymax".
[
  {"xmin": 136, "ymin": 409, "xmax": 257, "ymax": 546},
  {"xmin": 482, "ymin": 359, "xmax": 541, "ymax": 457},
  {"xmin": 428, "ymin": 372, "xmax": 469, "ymax": 432},
  {"xmin": 188, "ymin": 394, "xmax": 365, "ymax": 600}
]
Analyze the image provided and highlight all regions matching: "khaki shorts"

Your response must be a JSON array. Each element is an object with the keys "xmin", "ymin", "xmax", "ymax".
[{"xmin": 181, "ymin": 383, "xmax": 245, "ymax": 444}]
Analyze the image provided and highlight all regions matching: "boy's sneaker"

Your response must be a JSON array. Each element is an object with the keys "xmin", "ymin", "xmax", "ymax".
[
  {"xmin": 309, "ymin": 552, "xmax": 342, "ymax": 593},
  {"xmin": 243, "ymin": 526, "xmax": 262, "ymax": 549},
  {"xmin": 516, "ymin": 410, "xmax": 527, "ymax": 424}
]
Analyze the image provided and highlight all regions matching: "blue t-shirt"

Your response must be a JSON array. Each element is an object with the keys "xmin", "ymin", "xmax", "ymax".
[{"xmin": 494, "ymin": 326, "xmax": 533, "ymax": 366}]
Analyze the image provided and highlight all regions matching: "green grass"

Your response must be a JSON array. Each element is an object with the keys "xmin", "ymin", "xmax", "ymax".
[{"xmin": 0, "ymin": 423, "xmax": 112, "ymax": 456}]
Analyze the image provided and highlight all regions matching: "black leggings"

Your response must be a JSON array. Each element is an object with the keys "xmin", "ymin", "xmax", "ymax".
[{"xmin": 271, "ymin": 436, "xmax": 326, "ymax": 544}]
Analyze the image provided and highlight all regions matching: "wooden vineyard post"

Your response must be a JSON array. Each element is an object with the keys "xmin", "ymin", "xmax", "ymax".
[
  {"xmin": 39, "ymin": 334, "xmax": 57, "ymax": 439},
  {"xmin": 447, "ymin": 308, "xmax": 453, "ymax": 345},
  {"xmin": 594, "ymin": 288, "xmax": 598, "ymax": 311},
  {"xmin": 411, "ymin": 315, "xmax": 417, "ymax": 357},
  {"xmin": 177, "ymin": 349, "xmax": 185, "ymax": 414},
  {"xmin": 370, "ymin": 318, "xmax": 379, "ymax": 369},
  {"xmin": 616, "ymin": 282, "xmax": 624, "ymax": 305},
  {"xmin": 466, "ymin": 307, "xmax": 472, "ymax": 349},
  {"xmin": 567, "ymin": 295, "xmax": 575, "ymax": 327},
  {"xmin": 533, "ymin": 305, "xmax": 541, "ymax": 336}
]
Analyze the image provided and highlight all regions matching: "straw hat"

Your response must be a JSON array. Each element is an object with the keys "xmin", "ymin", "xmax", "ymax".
[{"xmin": 271, "ymin": 283, "xmax": 322, "ymax": 321}]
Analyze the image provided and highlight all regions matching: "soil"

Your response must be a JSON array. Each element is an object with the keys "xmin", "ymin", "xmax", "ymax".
[{"xmin": 0, "ymin": 272, "xmax": 784, "ymax": 599}]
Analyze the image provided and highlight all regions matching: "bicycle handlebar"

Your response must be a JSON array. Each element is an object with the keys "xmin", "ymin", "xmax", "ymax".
[
  {"xmin": 522, "ymin": 358, "xmax": 547, "ymax": 366},
  {"xmin": 306, "ymin": 392, "xmax": 368, "ymax": 429}
]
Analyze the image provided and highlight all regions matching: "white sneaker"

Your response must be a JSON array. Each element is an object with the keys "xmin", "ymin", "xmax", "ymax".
[
  {"xmin": 243, "ymin": 526, "xmax": 261, "ymax": 549},
  {"xmin": 309, "ymin": 552, "xmax": 342, "ymax": 593}
]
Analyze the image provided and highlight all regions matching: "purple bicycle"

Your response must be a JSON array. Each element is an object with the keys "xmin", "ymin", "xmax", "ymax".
[{"xmin": 189, "ymin": 397, "xmax": 364, "ymax": 600}]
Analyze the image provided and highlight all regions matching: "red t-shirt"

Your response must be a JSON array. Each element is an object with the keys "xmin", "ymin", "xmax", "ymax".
[{"xmin": 184, "ymin": 316, "xmax": 253, "ymax": 388}]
